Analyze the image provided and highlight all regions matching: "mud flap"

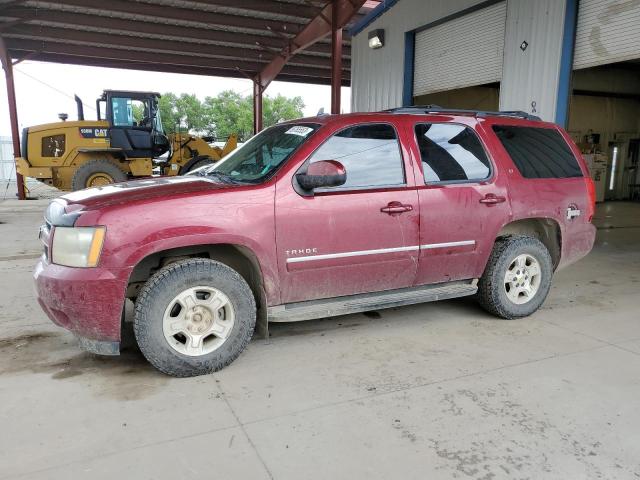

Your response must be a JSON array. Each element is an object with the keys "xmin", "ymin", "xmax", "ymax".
[
  {"xmin": 77, "ymin": 336, "xmax": 120, "ymax": 356},
  {"xmin": 255, "ymin": 304, "xmax": 269, "ymax": 340}
]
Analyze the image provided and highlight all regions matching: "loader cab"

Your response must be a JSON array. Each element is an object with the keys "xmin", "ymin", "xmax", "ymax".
[{"xmin": 101, "ymin": 90, "xmax": 169, "ymax": 158}]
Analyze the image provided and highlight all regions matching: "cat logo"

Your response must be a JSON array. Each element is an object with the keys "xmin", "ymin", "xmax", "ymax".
[{"xmin": 79, "ymin": 127, "xmax": 108, "ymax": 138}]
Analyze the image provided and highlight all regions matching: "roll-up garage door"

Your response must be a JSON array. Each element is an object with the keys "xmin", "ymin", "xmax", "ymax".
[
  {"xmin": 573, "ymin": 0, "xmax": 640, "ymax": 70},
  {"xmin": 413, "ymin": 1, "xmax": 507, "ymax": 97}
]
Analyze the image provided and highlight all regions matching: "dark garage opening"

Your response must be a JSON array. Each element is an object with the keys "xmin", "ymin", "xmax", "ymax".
[{"xmin": 568, "ymin": 60, "xmax": 640, "ymax": 202}]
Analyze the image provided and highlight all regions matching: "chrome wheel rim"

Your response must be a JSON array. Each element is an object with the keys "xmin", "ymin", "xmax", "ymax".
[
  {"xmin": 162, "ymin": 286, "xmax": 235, "ymax": 356},
  {"xmin": 503, "ymin": 254, "xmax": 541, "ymax": 305}
]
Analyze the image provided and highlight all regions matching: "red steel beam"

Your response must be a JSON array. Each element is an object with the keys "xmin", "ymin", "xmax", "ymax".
[
  {"xmin": 0, "ymin": 36, "xmax": 25, "ymax": 200},
  {"xmin": 180, "ymin": 0, "xmax": 323, "ymax": 20},
  {"xmin": 4, "ymin": 39, "xmax": 350, "ymax": 80},
  {"xmin": 2, "ymin": 26, "xmax": 351, "ymax": 69},
  {"xmin": 51, "ymin": 0, "xmax": 303, "ymax": 36},
  {"xmin": 257, "ymin": 0, "xmax": 366, "ymax": 89},
  {"xmin": 331, "ymin": 1, "xmax": 343, "ymax": 114},
  {"xmin": 7, "ymin": 50, "xmax": 350, "ymax": 85},
  {"xmin": 0, "ymin": 8, "xmax": 350, "ymax": 57}
]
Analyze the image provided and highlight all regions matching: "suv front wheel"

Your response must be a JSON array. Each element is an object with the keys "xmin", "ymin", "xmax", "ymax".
[
  {"xmin": 134, "ymin": 258, "xmax": 256, "ymax": 377},
  {"xmin": 476, "ymin": 236, "xmax": 553, "ymax": 319}
]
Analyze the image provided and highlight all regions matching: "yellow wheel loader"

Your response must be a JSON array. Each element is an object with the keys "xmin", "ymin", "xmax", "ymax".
[{"xmin": 16, "ymin": 90, "xmax": 237, "ymax": 191}]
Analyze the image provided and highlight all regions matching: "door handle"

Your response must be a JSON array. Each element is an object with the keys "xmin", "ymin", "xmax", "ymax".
[
  {"xmin": 381, "ymin": 201, "xmax": 413, "ymax": 214},
  {"xmin": 566, "ymin": 205, "xmax": 581, "ymax": 220},
  {"xmin": 479, "ymin": 194, "xmax": 506, "ymax": 206}
]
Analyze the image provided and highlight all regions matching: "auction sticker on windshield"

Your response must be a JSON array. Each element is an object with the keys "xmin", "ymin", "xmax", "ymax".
[{"xmin": 285, "ymin": 126, "xmax": 314, "ymax": 137}]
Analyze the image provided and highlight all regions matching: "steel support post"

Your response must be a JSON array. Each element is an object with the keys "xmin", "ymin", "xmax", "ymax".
[
  {"xmin": 253, "ymin": 78, "xmax": 263, "ymax": 135},
  {"xmin": 0, "ymin": 36, "xmax": 26, "ymax": 199},
  {"xmin": 331, "ymin": 1, "xmax": 343, "ymax": 114}
]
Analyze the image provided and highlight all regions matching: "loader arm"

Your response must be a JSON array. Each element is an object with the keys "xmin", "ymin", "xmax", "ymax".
[{"xmin": 221, "ymin": 134, "xmax": 238, "ymax": 157}]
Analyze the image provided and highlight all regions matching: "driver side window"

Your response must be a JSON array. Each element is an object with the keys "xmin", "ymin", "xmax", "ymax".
[{"xmin": 309, "ymin": 123, "xmax": 405, "ymax": 190}]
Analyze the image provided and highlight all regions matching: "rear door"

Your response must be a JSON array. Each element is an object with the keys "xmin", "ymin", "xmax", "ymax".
[
  {"xmin": 410, "ymin": 120, "xmax": 512, "ymax": 285},
  {"xmin": 274, "ymin": 122, "xmax": 420, "ymax": 304}
]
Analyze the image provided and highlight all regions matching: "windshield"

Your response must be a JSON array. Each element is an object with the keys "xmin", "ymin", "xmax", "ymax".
[{"xmin": 197, "ymin": 123, "xmax": 320, "ymax": 183}]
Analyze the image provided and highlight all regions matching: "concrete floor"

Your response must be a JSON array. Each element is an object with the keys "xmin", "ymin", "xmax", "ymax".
[{"xmin": 1, "ymin": 199, "xmax": 639, "ymax": 480}]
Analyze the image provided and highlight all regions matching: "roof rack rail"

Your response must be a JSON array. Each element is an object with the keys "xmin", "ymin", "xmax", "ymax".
[{"xmin": 384, "ymin": 105, "xmax": 541, "ymax": 121}]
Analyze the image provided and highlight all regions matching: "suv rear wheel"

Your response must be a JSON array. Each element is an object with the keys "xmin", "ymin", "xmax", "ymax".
[
  {"xmin": 134, "ymin": 258, "xmax": 256, "ymax": 377},
  {"xmin": 476, "ymin": 236, "xmax": 553, "ymax": 319}
]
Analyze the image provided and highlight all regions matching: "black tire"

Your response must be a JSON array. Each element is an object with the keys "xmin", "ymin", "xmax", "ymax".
[
  {"xmin": 180, "ymin": 155, "xmax": 214, "ymax": 174},
  {"xmin": 133, "ymin": 258, "xmax": 256, "ymax": 377},
  {"xmin": 71, "ymin": 159, "xmax": 127, "ymax": 191},
  {"xmin": 476, "ymin": 235, "xmax": 553, "ymax": 319}
]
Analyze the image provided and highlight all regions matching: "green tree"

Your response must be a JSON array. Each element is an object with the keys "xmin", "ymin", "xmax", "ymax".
[
  {"xmin": 263, "ymin": 94, "xmax": 305, "ymax": 127},
  {"xmin": 158, "ymin": 92, "xmax": 180, "ymax": 133},
  {"xmin": 176, "ymin": 93, "xmax": 206, "ymax": 132},
  {"xmin": 157, "ymin": 90, "xmax": 305, "ymax": 140},
  {"xmin": 203, "ymin": 90, "xmax": 253, "ymax": 140},
  {"xmin": 157, "ymin": 93, "xmax": 206, "ymax": 133},
  {"xmin": 203, "ymin": 90, "xmax": 305, "ymax": 140},
  {"xmin": 131, "ymin": 103, "xmax": 145, "ymax": 124}
]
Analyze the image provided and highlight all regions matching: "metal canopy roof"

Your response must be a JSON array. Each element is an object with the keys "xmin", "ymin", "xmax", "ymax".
[{"xmin": 0, "ymin": 0, "xmax": 378, "ymax": 85}]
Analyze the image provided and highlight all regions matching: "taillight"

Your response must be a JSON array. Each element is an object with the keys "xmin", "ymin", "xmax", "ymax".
[{"xmin": 585, "ymin": 177, "xmax": 596, "ymax": 222}]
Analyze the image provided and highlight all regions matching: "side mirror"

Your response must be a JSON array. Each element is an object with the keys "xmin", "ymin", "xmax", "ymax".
[{"xmin": 296, "ymin": 160, "xmax": 347, "ymax": 191}]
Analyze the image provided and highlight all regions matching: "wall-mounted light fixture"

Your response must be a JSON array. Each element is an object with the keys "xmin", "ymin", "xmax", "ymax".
[{"xmin": 368, "ymin": 29, "xmax": 385, "ymax": 49}]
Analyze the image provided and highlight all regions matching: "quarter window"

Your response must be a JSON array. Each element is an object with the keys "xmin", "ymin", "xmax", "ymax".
[
  {"xmin": 308, "ymin": 123, "xmax": 404, "ymax": 189},
  {"xmin": 415, "ymin": 123, "xmax": 491, "ymax": 183},
  {"xmin": 492, "ymin": 125, "xmax": 583, "ymax": 179}
]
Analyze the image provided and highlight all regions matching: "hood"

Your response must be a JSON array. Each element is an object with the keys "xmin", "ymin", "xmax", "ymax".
[{"xmin": 61, "ymin": 176, "xmax": 232, "ymax": 211}]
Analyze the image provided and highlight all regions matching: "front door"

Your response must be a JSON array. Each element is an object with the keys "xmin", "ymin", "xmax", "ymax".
[
  {"xmin": 275, "ymin": 122, "xmax": 420, "ymax": 304},
  {"xmin": 108, "ymin": 95, "xmax": 154, "ymax": 157},
  {"xmin": 410, "ymin": 121, "xmax": 512, "ymax": 285}
]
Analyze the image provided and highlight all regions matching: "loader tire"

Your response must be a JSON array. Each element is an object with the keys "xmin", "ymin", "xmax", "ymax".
[
  {"xmin": 181, "ymin": 155, "xmax": 214, "ymax": 174},
  {"xmin": 71, "ymin": 159, "xmax": 127, "ymax": 190}
]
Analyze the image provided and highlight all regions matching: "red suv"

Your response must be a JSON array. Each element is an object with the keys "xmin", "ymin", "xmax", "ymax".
[{"xmin": 34, "ymin": 108, "xmax": 596, "ymax": 377}]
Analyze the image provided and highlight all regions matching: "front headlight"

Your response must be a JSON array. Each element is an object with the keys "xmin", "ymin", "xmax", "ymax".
[{"xmin": 52, "ymin": 227, "xmax": 106, "ymax": 268}]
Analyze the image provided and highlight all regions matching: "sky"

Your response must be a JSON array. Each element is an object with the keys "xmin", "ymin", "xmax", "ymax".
[{"xmin": 0, "ymin": 61, "xmax": 351, "ymax": 137}]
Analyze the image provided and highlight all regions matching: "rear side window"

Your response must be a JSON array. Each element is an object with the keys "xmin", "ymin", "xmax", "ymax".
[
  {"xmin": 492, "ymin": 126, "xmax": 583, "ymax": 179},
  {"xmin": 309, "ymin": 123, "xmax": 404, "ymax": 189},
  {"xmin": 414, "ymin": 123, "xmax": 491, "ymax": 183}
]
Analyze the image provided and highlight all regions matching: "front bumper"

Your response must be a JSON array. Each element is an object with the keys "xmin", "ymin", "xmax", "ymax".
[{"xmin": 34, "ymin": 258, "xmax": 129, "ymax": 354}]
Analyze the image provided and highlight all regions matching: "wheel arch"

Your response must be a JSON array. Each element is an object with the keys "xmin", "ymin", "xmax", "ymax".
[
  {"xmin": 126, "ymin": 243, "xmax": 269, "ymax": 338},
  {"xmin": 179, "ymin": 155, "xmax": 214, "ymax": 175},
  {"xmin": 65, "ymin": 148, "xmax": 125, "ymax": 167},
  {"xmin": 494, "ymin": 217, "xmax": 562, "ymax": 269}
]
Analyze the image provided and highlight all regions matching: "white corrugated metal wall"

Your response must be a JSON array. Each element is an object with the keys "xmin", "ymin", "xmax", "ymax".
[
  {"xmin": 574, "ymin": 0, "xmax": 640, "ymax": 70},
  {"xmin": 0, "ymin": 136, "xmax": 15, "ymax": 182},
  {"xmin": 351, "ymin": 0, "xmax": 569, "ymax": 122},
  {"xmin": 499, "ymin": 0, "xmax": 567, "ymax": 121},
  {"xmin": 350, "ymin": 0, "xmax": 486, "ymax": 112},
  {"xmin": 413, "ymin": 2, "xmax": 507, "ymax": 96}
]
